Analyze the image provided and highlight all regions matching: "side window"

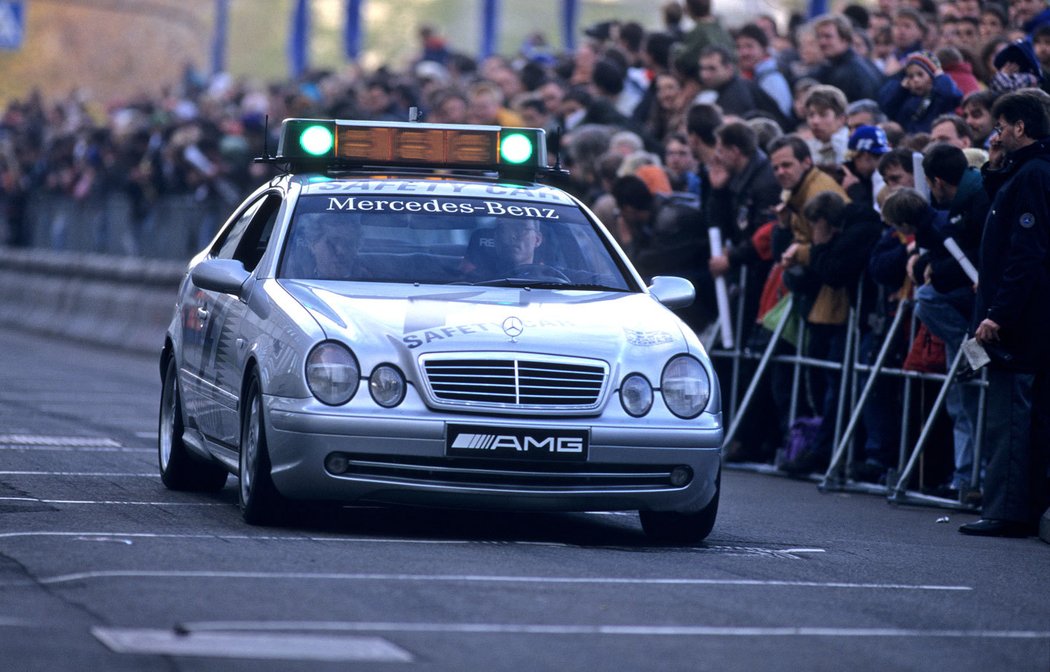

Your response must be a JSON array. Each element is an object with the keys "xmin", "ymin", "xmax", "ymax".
[{"xmin": 213, "ymin": 194, "xmax": 283, "ymax": 272}]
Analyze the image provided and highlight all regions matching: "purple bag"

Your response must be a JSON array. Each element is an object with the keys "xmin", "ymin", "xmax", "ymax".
[{"xmin": 784, "ymin": 416, "xmax": 822, "ymax": 463}]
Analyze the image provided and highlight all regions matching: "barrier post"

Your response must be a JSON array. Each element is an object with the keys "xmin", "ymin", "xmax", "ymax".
[
  {"xmin": 889, "ymin": 345, "xmax": 967, "ymax": 503},
  {"xmin": 821, "ymin": 302, "xmax": 909, "ymax": 488},
  {"xmin": 722, "ymin": 295, "xmax": 794, "ymax": 449}
]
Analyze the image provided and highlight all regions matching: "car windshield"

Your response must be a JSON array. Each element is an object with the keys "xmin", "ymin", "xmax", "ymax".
[{"xmin": 278, "ymin": 193, "xmax": 633, "ymax": 290}]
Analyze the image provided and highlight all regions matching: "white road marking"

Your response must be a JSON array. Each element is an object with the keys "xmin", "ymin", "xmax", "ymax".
[
  {"xmin": 37, "ymin": 570, "xmax": 972, "ymax": 591},
  {"xmin": 0, "ymin": 435, "xmax": 123, "ymax": 447},
  {"xmin": 93, "ymin": 628, "xmax": 413, "ymax": 662},
  {"xmin": 161, "ymin": 620, "xmax": 1050, "ymax": 640},
  {"xmin": 0, "ymin": 532, "xmax": 466, "ymax": 544},
  {"xmin": 0, "ymin": 497, "xmax": 224, "ymax": 507},
  {"xmin": 0, "ymin": 471, "xmax": 157, "ymax": 477},
  {"xmin": 0, "ymin": 445, "xmax": 152, "ymax": 453}
]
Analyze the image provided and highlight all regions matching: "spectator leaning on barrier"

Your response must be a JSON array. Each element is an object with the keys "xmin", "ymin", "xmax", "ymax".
[
  {"xmin": 960, "ymin": 89, "xmax": 1050, "ymax": 537},
  {"xmin": 884, "ymin": 180, "xmax": 985, "ymax": 500},
  {"xmin": 804, "ymin": 190, "xmax": 887, "ymax": 482},
  {"xmin": 767, "ymin": 134, "xmax": 850, "ymax": 475}
]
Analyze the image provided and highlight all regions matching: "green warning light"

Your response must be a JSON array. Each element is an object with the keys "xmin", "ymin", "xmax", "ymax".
[
  {"xmin": 500, "ymin": 133, "xmax": 534, "ymax": 165},
  {"xmin": 300, "ymin": 125, "xmax": 335, "ymax": 156}
]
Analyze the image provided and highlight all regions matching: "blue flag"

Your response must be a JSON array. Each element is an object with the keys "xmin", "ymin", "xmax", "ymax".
[
  {"xmin": 290, "ymin": 0, "xmax": 310, "ymax": 78},
  {"xmin": 561, "ymin": 0, "xmax": 578, "ymax": 53},
  {"xmin": 211, "ymin": 0, "xmax": 229, "ymax": 74},
  {"xmin": 480, "ymin": 0, "xmax": 499, "ymax": 58},
  {"xmin": 345, "ymin": 0, "xmax": 363, "ymax": 60}
]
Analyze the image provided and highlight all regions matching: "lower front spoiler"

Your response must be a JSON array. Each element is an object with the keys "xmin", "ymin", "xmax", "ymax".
[{"xmin": 264, "ymin": 405, "xmax": 722, "ymax": 514}]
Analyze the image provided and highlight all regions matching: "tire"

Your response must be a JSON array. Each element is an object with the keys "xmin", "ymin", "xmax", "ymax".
[
  {"xmin": 158, "ymin": 357, "xmax": 228, "ymax": 491},
  {"xmin": 239, "ymin": 373, "xmax": 284, "ymax": 525},
  {"xmin": 639, "ymin": 480, "xmax": 720, "ymax": 545}
]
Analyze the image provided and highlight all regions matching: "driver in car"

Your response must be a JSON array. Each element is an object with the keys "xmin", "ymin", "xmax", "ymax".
[{"xmin": 461, "ymin": 219, "xmax": 553, "ymax": 280}]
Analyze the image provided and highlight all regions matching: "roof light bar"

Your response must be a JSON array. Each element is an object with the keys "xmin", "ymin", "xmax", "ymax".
[{"xmin": 274, "ymin": 118, "xmax": 547, "ymax": 174}]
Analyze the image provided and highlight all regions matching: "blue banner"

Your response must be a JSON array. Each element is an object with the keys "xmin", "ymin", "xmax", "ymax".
[
  {"xmin": 561, "ymin": 0, "xmax": 578, "ymax": 53},
  {"xmin": 289, "ymin": 0, "xmax": 310, "ymax": 78},
  {"xmin": 211, "ymin": 0, "xmax": 229, "ymax": 74},
  {"xmin": 808, "ymin": 0, "xmax": 827, "ymax": 18},
  {"xmin": 0, "ymin": 0, "xmax": 24, "ymax": 51},
  {"xmin": 345, "ymin": 0, "xmax": 363, "ymax": 60},
  {"xmin": 480, "ymin": 0, "xmax": 499, "ymax": 59}
]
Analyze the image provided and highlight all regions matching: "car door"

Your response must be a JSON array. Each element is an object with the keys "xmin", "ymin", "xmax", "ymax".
[{"xmin": 193, "ymin": 193, "xmax": 282, "ymax": 447}]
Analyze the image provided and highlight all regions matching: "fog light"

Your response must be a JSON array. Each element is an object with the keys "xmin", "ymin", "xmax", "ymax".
[
  {"xmin": 325, "ymin": 453, "xmax": 349, "ymax": 474},
  {"xmin": 670, "ymin": 466, "xmax": 693, "ymax": 487}
]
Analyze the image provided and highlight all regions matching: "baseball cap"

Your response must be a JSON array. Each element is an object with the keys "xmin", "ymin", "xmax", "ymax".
[{"xmin": 848, "ymin": 125, "xmax": 890, "ymax": 155}]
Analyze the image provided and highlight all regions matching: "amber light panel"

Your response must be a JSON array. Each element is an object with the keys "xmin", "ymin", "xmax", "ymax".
[
  {"xmin": 393, "ymin": 129, "xmax": 443, "ymax": 162},
  {"xmin": 447, "ymin": 130, "xmax": 498, "ymax": 164},
  {"xmin": 333, "ymin": 125, "xmax": 500, "ymax": 166},
  {"xmin": 338, "ymin": 127, "xmax": 394, "ymax": 161}
]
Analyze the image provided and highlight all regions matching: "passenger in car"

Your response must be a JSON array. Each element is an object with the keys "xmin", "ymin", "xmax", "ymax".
[{"xmin": 284, "ymin": 221, "xmax": 370, "ymax": 280}]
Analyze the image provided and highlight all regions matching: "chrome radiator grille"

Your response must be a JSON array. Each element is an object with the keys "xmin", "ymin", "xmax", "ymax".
[{"xmin": 420, "ymin": 354, "xmax": 608, "ymax": 411}]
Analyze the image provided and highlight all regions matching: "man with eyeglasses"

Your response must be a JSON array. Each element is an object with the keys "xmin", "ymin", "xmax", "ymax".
[{"xmin": 958, "ymin": 90, "xmax": 1050, "ymax": 538}]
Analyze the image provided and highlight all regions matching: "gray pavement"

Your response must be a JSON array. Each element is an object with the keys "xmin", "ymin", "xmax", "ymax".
[{"xmin": 0, "ymin": 325, "xmax": 1048, "ymax": 671}]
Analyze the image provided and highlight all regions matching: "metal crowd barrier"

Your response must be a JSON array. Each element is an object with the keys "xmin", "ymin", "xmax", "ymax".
[
  {"xmin": 709, "ymin": 269, "xmax": 986, "ymax": 512},
  {"xmin": 10, "ymin": 190, "xmax": 229, "ymax": 260}
]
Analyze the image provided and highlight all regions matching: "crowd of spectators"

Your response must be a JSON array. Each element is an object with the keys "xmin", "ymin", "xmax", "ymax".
[{"xmin": 1, "ymin": 0, "xmax": 1048, "ymax": 534}]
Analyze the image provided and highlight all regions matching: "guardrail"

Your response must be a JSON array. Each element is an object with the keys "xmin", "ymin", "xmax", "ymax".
[{"xmin": 0, "ymin": 247, "xmax": 186, "ymax": 355}]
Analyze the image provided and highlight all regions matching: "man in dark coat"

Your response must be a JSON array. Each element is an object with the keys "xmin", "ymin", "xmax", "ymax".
[
  {"xmin": 706, "ymin": 121, "xmax": 781, "ymax": 344},
  {"xmin": 959, "ymin": 90, "xmax": 1050, "ymax": 537},
  {"xmin": 811, "ymin": 14, "xmax": 884, "ymax": 103},
  {"xmin": 696, "ymin": 45, "xmax": 788, "ymax": 126}
]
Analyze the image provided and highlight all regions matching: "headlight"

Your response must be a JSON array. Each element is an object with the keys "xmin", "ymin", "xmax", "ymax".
[
  {"xmin": 620, "ymin": 373, "xmax": 653, "ymax": 417},
  {"xmin": 661, "ymin": 355, "xmax": 710, "ymax": 419},
  {"xmin": 369, "ymin": 364, "xmax": 406, "ymax": 408},
  {"xmin": 306, "ymin": 341, "xmax": 359, "ymax": 405}
]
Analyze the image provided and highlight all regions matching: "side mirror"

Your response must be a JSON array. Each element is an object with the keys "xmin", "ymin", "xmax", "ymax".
[
  {"xmin": 648, "ymin": 275, "xmax": 695, "ymax": 309},
  {"xmin": 190, "ymin": 259, "xmax": 250, "ymax": 296}
]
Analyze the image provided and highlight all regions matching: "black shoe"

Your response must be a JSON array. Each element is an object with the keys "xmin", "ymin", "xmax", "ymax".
[
  {"xmin": 849, "ymin": 460, "xmax": 888, "ymax": 485},
  {"xmin": 958, "ymin": 519, "xmax": 1036, "ymax": 538}
]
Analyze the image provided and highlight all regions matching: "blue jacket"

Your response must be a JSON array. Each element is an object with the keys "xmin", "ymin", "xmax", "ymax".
[{"xmin": 878, "ymin": 73, "xmax": 962, "ymax": 134}]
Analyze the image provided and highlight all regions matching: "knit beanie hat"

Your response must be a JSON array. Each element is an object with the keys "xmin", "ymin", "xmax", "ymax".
[{"xmin": 904, "ymin": 51, "xmax": 942, "ymax": 78}]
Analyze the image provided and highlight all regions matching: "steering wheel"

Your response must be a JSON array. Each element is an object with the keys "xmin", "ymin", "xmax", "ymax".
[{"xmin": 512, "ymin": 264, "xmax": 571, "ymax": 283}]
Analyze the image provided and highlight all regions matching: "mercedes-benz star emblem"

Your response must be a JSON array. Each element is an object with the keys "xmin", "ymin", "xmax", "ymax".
[{"xmin": 502, "ymin": 316, "xmax": 524, "ymax": 340}]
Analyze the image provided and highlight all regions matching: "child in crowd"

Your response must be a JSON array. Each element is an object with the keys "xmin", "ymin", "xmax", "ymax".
[{"xmin": 877, "ymin": 51, "xmax": 963, "ymax": 133}]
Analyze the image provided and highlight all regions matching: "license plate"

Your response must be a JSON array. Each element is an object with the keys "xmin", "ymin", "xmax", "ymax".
[{"xmin": 446, "ymin": 424, "xmax": 588, "ymax": 461}]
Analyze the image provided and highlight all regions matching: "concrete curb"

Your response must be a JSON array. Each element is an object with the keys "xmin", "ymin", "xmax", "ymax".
[{"xmin": 0, "ymin": 247, "xmax": 187, "ymax": 355}]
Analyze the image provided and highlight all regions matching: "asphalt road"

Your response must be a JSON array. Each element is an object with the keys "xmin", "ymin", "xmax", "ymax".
[{"xmin": 0, "ymin": 325, "xmax": 1048, "ymax": 672}]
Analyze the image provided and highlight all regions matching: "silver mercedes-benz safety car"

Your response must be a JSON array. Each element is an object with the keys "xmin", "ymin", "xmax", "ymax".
[{"xmin": 158, "ymin": 117, "xmax": 723, "ymax": 543}]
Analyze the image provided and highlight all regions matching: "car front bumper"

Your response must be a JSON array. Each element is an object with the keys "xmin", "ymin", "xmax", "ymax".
[{"xmin": 263, "ymin": 390, "xmax": 722, "ymax": 514}]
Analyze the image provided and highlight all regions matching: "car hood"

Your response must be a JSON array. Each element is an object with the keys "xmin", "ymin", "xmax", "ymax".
[{"xmin": 279, "ymin": 281, "xmax": 698, "ymax": 369}]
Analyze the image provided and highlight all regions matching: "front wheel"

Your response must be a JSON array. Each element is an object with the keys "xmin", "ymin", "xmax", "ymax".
[
  {"xmin": 239, "ymin": 373, "xmax": 284, "ymax": 525},
  {"xmin": 639, "ymin": 484, "xmax": 719, "ymax": 545},
  {"xmin": 158, "ymin": 357, "xmax": 227, "ymax": 491}
]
